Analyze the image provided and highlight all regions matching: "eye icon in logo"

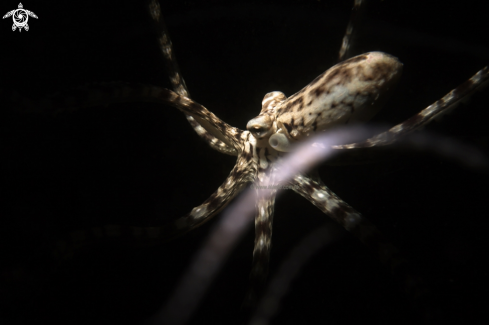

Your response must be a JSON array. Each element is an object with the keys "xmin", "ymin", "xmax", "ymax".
[{"xmin": 3, "ymin": 3, "xmax": 38, "ymax": 32}]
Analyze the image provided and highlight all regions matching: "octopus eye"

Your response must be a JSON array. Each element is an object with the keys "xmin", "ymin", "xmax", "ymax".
[
  {"xmin": 251, "ymin": 126, "xmax": 267, "ymax": 138},
  {"xmin": 246, "ymin": 115, "xmax": 273, "ymax": 139}
]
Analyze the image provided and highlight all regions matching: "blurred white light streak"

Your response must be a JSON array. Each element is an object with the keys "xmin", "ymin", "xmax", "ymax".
[{"xmin": 150, "ymin": 126, "xmax": 487, "ymax": 325}]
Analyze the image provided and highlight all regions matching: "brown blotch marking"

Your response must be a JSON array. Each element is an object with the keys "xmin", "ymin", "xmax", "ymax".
[
  {"xmin": 453, "ymin": 78, "xmax": 475, "ymax": 97},
  {"xmin": 371, "ymin": 62, "xmax": 391, "ymax": 80},
  {"xmin": 283, "ymin": 123, "xmax": 292, "ymax": 135},
  {"xmin": 249, "ymin": 143, "xmax": 254, "ymax": 155},
  {"xmin": 370, "ymin": 64, "xmax": 383, "ymax": 79},
  {"xmin": 243, "ymin": 145, "xmax": 253, "ymax": 161},
  {"xmin": 348, "ymin": 104, "xmax": 354, "ymax": 114},
  {"xmin": 344, "ymin": 54, "xmax": 367, "ymax": 65},
  {"xmin": 281, "ymin": 103, "xmax": 293, "ymax": 114},
  {"xmin": 341, "ymin": 203, "xmax": 356, "ymax": 214},
  {"xmin": 331, "ymin": 205, "xmax": 348, "ymax": 224},
  {"xmin": 296, "ymin": 96, "xmax": 305, "ymax": 111},
  {"xmin": 358, "ymin": 64, "xmax": 374, "ymax": 82},
  {"xmin": 312, "ymin": 86, "xmax": 327, "ymax": 98},
  {"xmin": 325, "ymin": 68, "xmax": 341, "ymax": 83},
  {"xmin": 302, "ymin": 182, "xmax": 315, "ymax": 196},
  {"xmin": 338, "ymin": 68, "xmax": 353, "ymax": 84},
  {"xmin": 255, "ymin": 213, "xmax": 272, "ymax": 237},
  {"xmin": 207, "ymin": 194, "xmax": 222, "ymax": 211},
  {"xmin": 188, "ymin": 101, "xmax": 202, "ymax": 113},
  {"xmin": 251, "ymin": 237, "xmax": 271, "ymax": 282},
  {"xmin": 307, "ymin": 100, "xmax": 313, "ymax": 106},
  {"xmin": 289, "ymin": 97, "xmax": 305, "ymax": 112},
  {"xmin": 352, "ymin": 94, "xmax": 359, "ymax": 110},
  {"xmin": 160, "ymin": 89, "xmax": 173, "ymax": 102},
  {"xmin": 436, "ymin": 97, "xmax": 446, "ymax": 107},
  {"xmin": 312, "ymin": 120, "xmax": 318, "ymax": 132},
  {"xmin": 402, "ymin": 112, "xmax": 426, "ymax": 130},
  {"xmin": 355, "ymin": 65, "xmax": 371, "ymax": 82},
  {"xmin": 288, "ymin": 99, "xmax": 297, "ymax": 108},
  {"xmin": 232, "ymin": 169, "xmax": 244, "ymax": 183},
  {"xmin": 215, "ymin": 120, "xmax": 227, "ymax": 132},
  {"xmin": 325, "ymin": 55, "xmax": 367, "ymax": 80},
  {"xmin": 264, "ymin": 147, "xmax": 270, "ymax": 162}
]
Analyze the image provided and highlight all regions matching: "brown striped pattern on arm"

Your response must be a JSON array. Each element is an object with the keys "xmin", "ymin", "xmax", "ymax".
[
  {"xmin": 289, "ymin": 173, "xmax": 427, "ymax": 303},
  {"xmin": 242, "ymin": 177, "xmax": 277, "ymax": 311},
  {"xmin": 11, "ymin": 82, "xmax": 243, "ymax": 151},
  {"xmin": 52, "ymin": 153, "xmax": 253, "ymax": 256},
  {"xmin": 147, "ymin": 0, "xmax": 238, "ymax": 156},
  {"xmin": 333, "ymin": 66, "xmax": 489, "ymax": 149},
  {"xmin": 4, "ymin": 150, "xmax": 255, "ymax": 299}
]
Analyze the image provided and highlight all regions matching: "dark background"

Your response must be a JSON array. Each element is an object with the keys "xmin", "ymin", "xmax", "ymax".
[{"xmin": 1, "ymin": 0, "xmax": 488, "ymax": 324}]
